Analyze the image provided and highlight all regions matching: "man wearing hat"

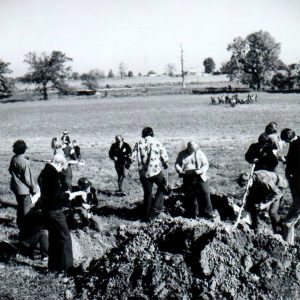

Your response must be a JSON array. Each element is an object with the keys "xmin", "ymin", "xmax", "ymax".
[
  {"xmin": 245, "ymin": 133, "xmax": 278, "ymax": 172},
  {"xmin": 9, "ymin": 140, "xmax": 38, "ymax": 238},
  {"xmin": 237, "ymin": 169, "xmax": 287, "ymax": 234},
  {"xmin": 109, "ymin": 135, "xmax": 132, "ymax": 194},
  {"xmin": 61, "ymin": 130, "xmax": 71, "ymax": 145},
  {"xmin": 66, "ymin": 177, "xmax": 100, "ymax": 231}
]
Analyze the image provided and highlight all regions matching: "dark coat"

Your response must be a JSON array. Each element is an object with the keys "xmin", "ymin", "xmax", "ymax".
[
  {"xmin": 245, "ymin": 143, "xmax": 278, "ymax": 172},
  {"xmin": 37, "ymin": 163, "xmax": 69, "ymax": 211},
  {"xmin": 286, "ymin": 137, "xmax": 300, "ymax": 179},
  {"xmin": 109, "ymin": 142, "xmax": 132, "ymax": 165}
]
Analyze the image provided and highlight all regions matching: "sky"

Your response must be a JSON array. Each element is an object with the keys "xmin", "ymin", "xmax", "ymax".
[{"xmin": 0, "ymin": 0, "xmax": 300, "ymax": 76}]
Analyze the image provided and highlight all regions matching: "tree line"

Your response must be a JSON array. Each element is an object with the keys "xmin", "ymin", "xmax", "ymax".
[{"xmin": 1, "ymin": 30, "xmax": 300, "ymax": 100}]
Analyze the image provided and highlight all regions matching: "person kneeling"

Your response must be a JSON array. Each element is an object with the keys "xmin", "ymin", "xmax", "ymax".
[
  {"xmin": 175, "ymin": 141, "xmax": 217, "ymax": 220},
  {"xmin": 66, "ymin": 177, "xmax": 100, "ymax": 232},
  {"xmin": 19, "ymin": 206, "xmax": 48, "ymax": 260},
  {"xmin": 237, "ymin": 170, "xmax": 287, "ymax": 234}
]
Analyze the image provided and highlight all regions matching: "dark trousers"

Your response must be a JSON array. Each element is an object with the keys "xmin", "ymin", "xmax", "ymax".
[
  {"xmin": 183, "ymin": 174, "xmax": 213, "ymax": 218},
  {"xmin": 62, "ymin": 165, "xmax": 73, "ymax": 190},
  {"xmin": 286, "ymin": 178, "xmax": 300, "ymax": 222},
  {"xmin": 45, "ymin": 210, "xmax": 73, "ymax": 273},
  {"xmin": 140, "ymin": 172, "xmax": 166, "ymax": 220},
  {"xmin": 15, "ymin": 194, "xmax": 32, "ymax": 236},
  {"xmin": 245, "ymin": 187, "xmax": 281, "ymax": 232},
  {"xmin": 21, "ymin": 229, "xmax": 49, "ymax": 258},
  {"xmin": 115, "ymin": 163, "xmax": 127, "ymax": 191}
]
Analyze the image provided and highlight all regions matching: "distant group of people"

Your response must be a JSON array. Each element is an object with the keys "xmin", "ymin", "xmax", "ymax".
[
  {"xmin": 211, "ymin": 93, "xmax": 258, "ymax": 107},
  {"xmin": 7, "ymin": 123, "xmax": 300, "ymax": 274}
]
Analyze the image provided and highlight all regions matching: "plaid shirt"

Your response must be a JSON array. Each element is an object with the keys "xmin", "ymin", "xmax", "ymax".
[{"xmin": 132, "ymin": 136, "xmax": 168, "ymax": 178}]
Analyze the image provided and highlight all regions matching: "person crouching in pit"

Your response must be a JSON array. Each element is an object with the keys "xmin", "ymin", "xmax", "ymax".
[
  {"xmin": 66, "ymin": 177, "xmax": 100, "ymax": 232},
  {"xmin": 175, "ymin": 141, "xmax": 217, "ymax": 220}
]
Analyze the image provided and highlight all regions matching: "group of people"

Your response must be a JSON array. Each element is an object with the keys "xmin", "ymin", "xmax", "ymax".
[
  {"xmin": 211, "ymin": 93, "xmax": 258, "ymax": 107},
  {"xmin": 238, "ymin": 122, "xmax": 300, "ymax": 244},
  {"xmin": 7, "ymin": 123, "xmax": 300, "ymax": 275}
]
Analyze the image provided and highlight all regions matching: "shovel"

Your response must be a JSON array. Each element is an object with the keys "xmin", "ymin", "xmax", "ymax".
[{"xmin": 224, "ymin": 164, "xmax": 255, "ymax": 232}]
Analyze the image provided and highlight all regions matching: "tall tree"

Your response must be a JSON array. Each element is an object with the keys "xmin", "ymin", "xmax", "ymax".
[
  {"xmin": 203, "ymin": 57, "xmax": 216, "ymax": 74},
  {"xmin": 165, "ymin": 63, "xmax": 176, "ymax": 77},
  {"xmin": 226, "ymin": 30, "xmax": 281, "ymax": 90},
  {"xmin": 0, "ymin": 59, "xmax": 15, "ymax": 98},
  {"xmin": 23, "ymin": 51, "xmax": 72, "ymax": 100},
  {"xmin": 108, "ymin": 69, "xmax": 114, "ymax": 78}
]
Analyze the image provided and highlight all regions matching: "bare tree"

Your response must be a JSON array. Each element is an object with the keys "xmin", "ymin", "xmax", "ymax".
[{"xmin": 119, "ymin": 62, "xmax": 127, "ymax": 79}]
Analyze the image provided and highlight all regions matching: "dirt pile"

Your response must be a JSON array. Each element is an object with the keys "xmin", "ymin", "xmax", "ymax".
[{"xmin": 71, "ymin": 215, "xmax": 300, "ymax": 300}]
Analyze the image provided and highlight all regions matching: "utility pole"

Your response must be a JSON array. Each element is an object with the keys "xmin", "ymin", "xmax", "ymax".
[{"xmin": 180, "ymin": 43, "xmax": 185, "ymax": 88}]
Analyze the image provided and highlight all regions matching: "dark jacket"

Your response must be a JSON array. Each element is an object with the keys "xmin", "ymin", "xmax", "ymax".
[
  {"xmin": 73, "ymin": 145, "xmax": 81, "ymax": 160},
  {"xmin": 37, "ymin": 163, "xmax": 69, "ymax": 211},
  {"xmin": 285, "ymin": 136, "xmax": 300, "ymax": 179},
  {"xmin": 61, "ymin": 135, "xmax": 71, "ymax": 145},
  {"xmin": 245, "ymin": 143, "xmax": 278, "ymax": 172},
  {"xmin": 109, "ymin": 142, "xmax": 132, "ymax": 165}
]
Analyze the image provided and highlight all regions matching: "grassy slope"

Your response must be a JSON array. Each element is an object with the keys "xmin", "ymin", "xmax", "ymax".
[{"xmin": 0, "ymin": 92, "xmax": 299, "ymax": 298}]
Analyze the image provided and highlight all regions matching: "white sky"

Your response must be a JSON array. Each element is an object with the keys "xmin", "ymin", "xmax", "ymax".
[{"xmin": 0, "ymin": 0, "xmax": 299, "ymax": 76}]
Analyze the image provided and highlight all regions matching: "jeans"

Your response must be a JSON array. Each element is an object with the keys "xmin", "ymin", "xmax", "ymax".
[
  {"xmin": 140, "ymin": 172, "xmax": 166, "ymax": 220},
  {"xmin": 15, "ymin": 194, "xmax": 32, "ymax": 236},
  {"xmin": 183, "ymin": 174, "xmax": 213, "ymax": 218}
]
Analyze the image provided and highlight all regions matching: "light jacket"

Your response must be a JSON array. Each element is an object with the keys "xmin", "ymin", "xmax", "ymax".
[
  {"xmin": 175, "ymin": 149, "xmax": 209, "ymax": 182},
  {"xmin": 9, "ymin": 155, "xmax": 36, "ymax": 195}
]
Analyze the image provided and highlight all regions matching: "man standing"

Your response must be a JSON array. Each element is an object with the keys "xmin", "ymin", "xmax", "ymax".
[
  {"xmin": 132, "ymin": 127, "xmax": 169, "ymax": 221},
  {"xmin": 109, "ymin": 135, "xmax": 132, "ymax": 194},
  {"xmin": 280, "ymin": 128, "xmax": 300, "ymax": 244},
  {"xmin": 245, "ymin": 133, "xmax": 278, "ymax": 172},
  {"xmin": 9, "ymin": 140, "xmax": 37, "ymax": 238},
  {"xmin": 237, "ymin": 170, "xmax": 287, "ymax": 233},
  {"xmin": 175, "ymin": 141, "xmax": 216, "ymax": 220},
  {"xmin": 61, "ymin": 130, "xmax": 71, "ymax": 145}
]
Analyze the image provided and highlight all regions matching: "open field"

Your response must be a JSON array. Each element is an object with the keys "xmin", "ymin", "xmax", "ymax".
[{"xmin": 0, "ymin": 92, "xmax": 300, "ymax": 299}]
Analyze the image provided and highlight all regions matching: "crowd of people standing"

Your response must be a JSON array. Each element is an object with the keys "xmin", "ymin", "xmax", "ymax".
[{"xmin": 7, "ymin": 123, "xmax": 300, "ymax": 275}]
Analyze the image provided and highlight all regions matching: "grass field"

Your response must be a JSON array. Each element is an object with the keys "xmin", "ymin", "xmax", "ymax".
[{"xmin": 0, "ymin": 92, "xmax": 300, "ymax": 298}]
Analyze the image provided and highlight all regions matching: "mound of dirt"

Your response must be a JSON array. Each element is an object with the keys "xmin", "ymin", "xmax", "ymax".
[{"xmin": 71, "ymin": 216, "xmax": 300, "ymax": 300}]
